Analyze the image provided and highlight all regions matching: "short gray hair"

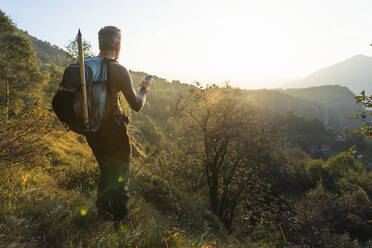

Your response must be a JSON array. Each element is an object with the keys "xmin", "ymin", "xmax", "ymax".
[{"xmin": 98, "ymin": 26, "xmax": 121, "ymax": 51}]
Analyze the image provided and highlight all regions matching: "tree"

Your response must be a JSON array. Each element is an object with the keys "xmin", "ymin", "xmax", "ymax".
[
  {"xmin": 181, "ymin": 84, "xmax": 290, "ymax": 232},
  {"xmin": 65, "ymin": 35, "xmax": 94, "ymax": 62},
  {"xmin": 0, "ymin": 104, "xmax": 53, "ymax": 168},
  {"xmin": 352, "ymin": 90, "xmax": 372, "ymax": 138},
  {"xmin": 295, "ymin": 153, "xmax": 372, "ymax": 244},
  {"xmin": 43, "ymin": 63, "xmax": 63, "ymax": 102},
  {"xmin": 0, "ymin": 10, "xmax": 44, "ymax": 119}
]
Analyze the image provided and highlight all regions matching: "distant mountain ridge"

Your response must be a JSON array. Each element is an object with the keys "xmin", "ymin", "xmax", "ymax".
[
  {"xmin": 284, "ymin": 55, "xmax": 372, "ymax": 95},
  {"xmin": 242, "ymin": 85, "xmax": 363, "ymax": 130}
]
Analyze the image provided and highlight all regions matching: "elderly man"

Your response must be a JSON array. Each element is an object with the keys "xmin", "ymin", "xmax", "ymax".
[{"xmin": 85, "ymin": 26, "xmax": 150, "ymax": 221}]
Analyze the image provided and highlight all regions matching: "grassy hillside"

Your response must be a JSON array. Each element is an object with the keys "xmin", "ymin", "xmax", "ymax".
[{"xmin": 1, "ymin": 130, "xmax": 240, "ymax": 247}]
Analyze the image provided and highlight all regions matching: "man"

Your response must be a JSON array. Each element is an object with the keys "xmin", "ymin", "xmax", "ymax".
[{"xmin": 85, "ymin": 26, "xmax": 150, "ymax": 221}]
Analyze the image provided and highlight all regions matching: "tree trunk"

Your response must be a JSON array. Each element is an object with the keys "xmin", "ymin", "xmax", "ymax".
[
  {"xmin": 205, "ymin": 159, "xmax": 219, "ymax": 215},
  {"xmin": 5, "ymin": 71, "xmax": 9, "ymax": 120},
  {"xmin": 2, "ymin": 50, "xmax": 9, "ymax": 120},
  {"xmin": 207, "ymin": 168, "xmax": 219, "ymax": 214}
]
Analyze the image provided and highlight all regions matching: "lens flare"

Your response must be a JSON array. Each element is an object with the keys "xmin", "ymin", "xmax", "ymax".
[
  {"xmin": 22, "ymin": 174, "xmax": 30, "ymax": 184},
  {"xmin": 80, "ymin": 209, "xmax": 87, "ymax": 216}
]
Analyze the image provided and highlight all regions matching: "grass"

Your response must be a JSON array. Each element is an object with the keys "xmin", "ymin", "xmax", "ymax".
[{"xmin": 0, "ymin": 130, "xmax": 246, "ymax": 247}]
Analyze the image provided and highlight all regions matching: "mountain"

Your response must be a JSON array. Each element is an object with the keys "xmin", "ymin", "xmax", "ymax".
[
  {"xmin": 20, "ymin": 30, "xmax": 70, "ymax": 68},
  {"xmin": 242, "ymin": 85, "xmax": 363, "ymax": 130},
  {"xmin": 279, "ymin": 85, "xmax": 363, "ymax": 130},
  {"xmin": 284, "ymin": 55, "xmax": 372, "ymax": 95}
]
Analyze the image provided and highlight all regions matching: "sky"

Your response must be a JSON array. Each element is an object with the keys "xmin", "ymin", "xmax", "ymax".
[{"xmin": 1, "ymin": 0, "xmax": 372, "ymax": 89}]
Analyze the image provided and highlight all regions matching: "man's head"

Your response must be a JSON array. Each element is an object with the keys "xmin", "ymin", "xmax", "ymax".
[{"xmin": 98, "ymin": 26, "xmax": 122, "ymax": 60}]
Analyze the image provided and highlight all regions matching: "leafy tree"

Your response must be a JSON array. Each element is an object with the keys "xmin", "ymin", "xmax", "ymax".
[
  {"xmin": 65, "ymin": 35, "xmax": 94, "ymax": 62},
  {"xmin": 295, "ymin": 153, "xmax": 372, "ymax": 244},
  {"xmin": 43, "ymin": 63, "xmax": 63, "ymax": 102},
  {"xmin": 181, "ymin": 84, "xmax": 296, "ymax": 232},
  {"xmin": 306, "ymin": 159, "xmax": 326, "ymax": 186},
  {"xmin": 352, "ymin": 91, "xmax": 372, "ymax": 137},
  {"xmin": 0, "ymin": 105, "xmax": 53, "ymax": 169},
  {"xmin": 0, "ymin": 10, "xmax": 44, "ymax": 119}
]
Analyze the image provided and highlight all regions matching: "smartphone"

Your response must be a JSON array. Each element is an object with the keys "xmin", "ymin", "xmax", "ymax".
[{"xmin": 145, "ymin": 75, "xmax": 152, "ymax": 82}]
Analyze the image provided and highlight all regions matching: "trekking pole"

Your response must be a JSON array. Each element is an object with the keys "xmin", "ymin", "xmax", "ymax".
[{"xmin": 77, "ymin": 29, "xmax": 89, "ymax": 130}]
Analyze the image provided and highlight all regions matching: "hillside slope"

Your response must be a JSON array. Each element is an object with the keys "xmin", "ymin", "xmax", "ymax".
[
  {"xmin": 20, "ymin": 30, "xmax": 70, "ymax": 68},
  {"xmin": 284, "ymin": 55, "xmax": 372, "ymax": 95},
  {"xmin": 279, "ymin": 85, "xmax": 363, "ymax": 129},
  {"xmin": 242, "ymin": 86, "xmax": 363, "ymax": 130}
]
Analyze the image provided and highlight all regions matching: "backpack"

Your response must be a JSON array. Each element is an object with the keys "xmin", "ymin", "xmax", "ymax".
[{"xmin": 52, "ymin": 57, "xmax": 110, "ymax": 134}]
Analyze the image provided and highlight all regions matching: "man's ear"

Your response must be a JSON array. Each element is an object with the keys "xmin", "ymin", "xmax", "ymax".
[{"xmin": 115, "ymin": 42, "xmax": 121, "ymax": 59}]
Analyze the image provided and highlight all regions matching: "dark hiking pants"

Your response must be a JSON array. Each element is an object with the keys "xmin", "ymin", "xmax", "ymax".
[{"xmin": 85, "ymin": 114, "xmax": 131, "ymax": 221}]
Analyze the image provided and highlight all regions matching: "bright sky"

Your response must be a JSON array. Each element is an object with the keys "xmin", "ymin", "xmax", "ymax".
[{"xmin": 1, "ymin": 0, "xmax": 372, "ymax": 89}]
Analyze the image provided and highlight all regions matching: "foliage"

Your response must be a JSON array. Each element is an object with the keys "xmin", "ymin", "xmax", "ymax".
[
  {"xmin": 43, "ymin": 63, "xmax": 63, "ymax": 102},
  {"xmin": 0, "ymin": 105, "xmax": 54, "ymax": 169},
  {"xmin": 21, "ymin": 30, "xmax": 70, "ymax": 68},
  {"xmin": 65, "ymin": 35, "xmax": 94, "ymax": 62},
  {"xmin": 176, "ymin": 84, "xmax": 305, "ymax": 235},
  {"xmin": 277, "ymin": 111, "xmax": 372, "ymax": 161},
  {"xmin": 353, "ymin": 90, "xmax": 372, "ymax": 137},
  {"xmin": 305, "ymin": 159, "xmax": 326, "ymax": 186},
  {"xmin": 295, "ymin": 152, "xmax": 372, "ymax": 245},
  {"xmin": 0, "ymin": 10, "xmax": 45, "ymax": 119}
]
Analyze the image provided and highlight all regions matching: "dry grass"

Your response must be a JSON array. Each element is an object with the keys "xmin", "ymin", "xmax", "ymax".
[{"xmin": 0, "ymin": 130, "xmax": 245, "ymax": 247}]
